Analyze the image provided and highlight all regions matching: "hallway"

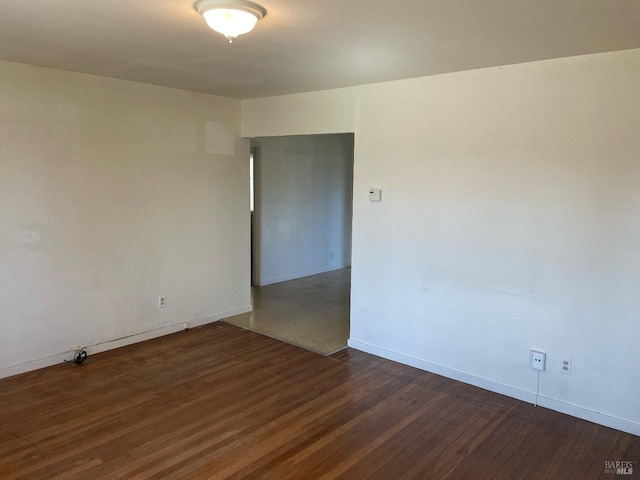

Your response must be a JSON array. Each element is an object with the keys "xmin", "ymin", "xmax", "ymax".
[{"xmin": 224, "ymin": 268, "xmax": 350, "ymax": 355}]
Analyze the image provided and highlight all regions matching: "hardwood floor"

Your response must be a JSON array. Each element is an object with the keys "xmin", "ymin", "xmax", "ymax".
[{"xmin": 1, "ymin": 323, "xmax": 638, "ymax": 479}]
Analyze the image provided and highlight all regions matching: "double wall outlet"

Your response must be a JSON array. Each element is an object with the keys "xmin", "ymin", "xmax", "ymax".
[
  {"xmin": 158, "ymin": 295, "xmax": 166, "ymax": 308},
  {"xmin": 530, "ymin": 350, "xmax": 546, "ymax": 371},
  {"xmin": 561, "ymin": 358, "xmax": 572, "ymax": 375}
]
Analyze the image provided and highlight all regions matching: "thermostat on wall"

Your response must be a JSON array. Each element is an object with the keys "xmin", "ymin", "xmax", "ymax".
[{"xmin": 369, "ymin": 189, "xmax": 382, "ymax": 202}]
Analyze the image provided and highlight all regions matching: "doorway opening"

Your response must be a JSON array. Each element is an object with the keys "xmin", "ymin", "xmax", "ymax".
[{"xmin": 227, "ymin": 133, "xmax": 354, "ymax": 355}]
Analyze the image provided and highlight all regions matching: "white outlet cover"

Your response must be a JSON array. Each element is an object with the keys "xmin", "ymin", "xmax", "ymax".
[
  {"xmin": 531, "ymin": 350, "xmax": 546, "ymax": 371},
  {"xmin": 561, "ymin": 358, "xmax": 572, "ymax": 375}
]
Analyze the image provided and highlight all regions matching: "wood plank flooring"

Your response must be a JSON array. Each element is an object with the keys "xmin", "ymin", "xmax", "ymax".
[{"xmin": 0, "ymin": 322, "xmax": 638, "ymax": 479}]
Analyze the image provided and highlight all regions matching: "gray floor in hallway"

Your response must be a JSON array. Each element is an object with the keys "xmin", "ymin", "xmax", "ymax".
[{"xmin": 224, "ymin": 268, "xmax": 350, "ymax": 355}]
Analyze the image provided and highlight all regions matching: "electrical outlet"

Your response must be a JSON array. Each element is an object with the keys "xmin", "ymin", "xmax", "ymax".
[
  {"xmin": 561, "ymin": 357, "xmax": 572, "ymax": 375},
  {"xmin": 530, "ymin": 350, "xmax": 546, "ymax": 371},
  {"xmin": 158, "ymin": 295, "xmax": 166, "ymax": 308}
]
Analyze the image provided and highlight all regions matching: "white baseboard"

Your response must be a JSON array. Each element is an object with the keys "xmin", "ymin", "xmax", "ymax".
[
  {"xmin": 0, "ymin": 304, "xmax": 252, "ymax": 380},
  {"xmin": 0, "ymin": 351, "xmax": 74, "ymax": 381},
  {"xmin": 535, "ymin": 396, "xmax": 640, "ymax": 437},
  {"xmin": 259, "ymin": 264, "xmax": 349, "ymax": 286},
  {"xmin": 348, "ymin": 339, "xmax": 640, "ymax": 437},
  {"xmin": 194, "ymin": 304, "xmax": 253, "ymax": 327}
]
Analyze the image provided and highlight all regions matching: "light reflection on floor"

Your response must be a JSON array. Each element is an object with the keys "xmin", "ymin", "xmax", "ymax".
[{"xmin": 224, "ymin": 268, "xmax": 350, "ymax": 355}]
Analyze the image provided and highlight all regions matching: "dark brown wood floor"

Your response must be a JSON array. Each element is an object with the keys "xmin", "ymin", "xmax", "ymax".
[{"xmin": 0, "ymin": 323, "xmax": 638, "ymax": 479}]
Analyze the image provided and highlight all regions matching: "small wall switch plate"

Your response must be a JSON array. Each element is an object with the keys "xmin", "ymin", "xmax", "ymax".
[
  {"xmin": 561, "ymin": 358, "xmax": 572, "ymax": 375},
  {"xmin": 369, "ymin": 189, "xmax": 382, "ymax": 202},
  {"xmin": 531, "ymin": 350, "xmax": 546, "ymax": 371}
]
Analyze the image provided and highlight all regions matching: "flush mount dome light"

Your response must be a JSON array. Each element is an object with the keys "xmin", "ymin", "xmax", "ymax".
[{"xmin": 194, "ymin": 0, "xmax": 267, "ymax": 43}]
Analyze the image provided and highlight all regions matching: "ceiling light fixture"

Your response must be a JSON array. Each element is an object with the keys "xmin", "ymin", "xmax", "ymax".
[{"xmin": 194, "ymin": 0, "xmax": 267, "ymax": 43}]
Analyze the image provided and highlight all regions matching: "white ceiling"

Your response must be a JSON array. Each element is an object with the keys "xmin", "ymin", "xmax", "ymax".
[{"xmin": 0, "ymin": 0, "xmax": 638, "ymax": 99}]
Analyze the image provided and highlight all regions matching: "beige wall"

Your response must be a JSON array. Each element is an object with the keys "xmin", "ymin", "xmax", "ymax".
[
  {"xmin": 242, "ymin": 49, "xmax": 640, "ymax": 435},
  {"xmin": 0, "ymin": 61, "xmax": 251, "ymax": 376},
  {"xmin": 242, "ymin": 87, "xmax": 359, "ymax": 137}
]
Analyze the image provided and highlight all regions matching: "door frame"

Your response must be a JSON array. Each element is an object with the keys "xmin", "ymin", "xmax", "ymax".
[{"xmin": 250, "ymin": 142, "xmax": 262, "ymax": 286}]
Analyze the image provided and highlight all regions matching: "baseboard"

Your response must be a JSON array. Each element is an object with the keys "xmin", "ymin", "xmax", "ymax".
[
  {"xmin": 0, "ymin": 351, "xmax": 75, "ymax": 381},
  {"xmin": 0, "ymin": 304, "xmax": 253, "ymax": 380},
  {"xmin": 534, "ymin": 396, "xmax": 640, "ymax": 436},
  {"xmin": 194, "ymin": 304, "xmax": 253, "ymax": 327},
  {"xmin": 259, "ymin": 264, "xmax": 349, "ymax": 286},
  {"xmin": 348, "ymin": 339, "xmax": 640, "ymax": 437}
]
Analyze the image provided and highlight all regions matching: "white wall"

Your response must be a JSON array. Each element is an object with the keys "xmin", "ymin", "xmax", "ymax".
[
  {"xmin": 242, "ymin": 88, "xmax": 359, "ymax": 138},
  {"xmin": 242, "ymin": 49, "xmax": 640, "ymax": 435},
  {"xmin": 253, "ymin": 134, "xmax": 353, "ymax": 285},
  {"xmin": 0, "ymin": 61, "xmax": 251, "ymax": 377}
]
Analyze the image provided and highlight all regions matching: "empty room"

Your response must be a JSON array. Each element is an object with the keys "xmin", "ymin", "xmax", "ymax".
[{"xmin": 1, "ymin": 0, "xmax": 639, "ymax": 479}]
